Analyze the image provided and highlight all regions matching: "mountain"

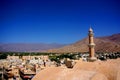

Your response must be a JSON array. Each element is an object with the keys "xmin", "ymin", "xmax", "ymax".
[
  {"xmin": 47, "ymin": 33, "xmax": 120, "ymax": 53},
  {"xmin": 1, "ymin": 33, "xmax": 120, "ymax": 53},
  {"xmin": 0, "ymin": 43, "xmax": 66, "ymax": 52}
]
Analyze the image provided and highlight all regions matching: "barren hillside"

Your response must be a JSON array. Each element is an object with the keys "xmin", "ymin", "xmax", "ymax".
[{"xmin": 47, "ymin": 33, "xmax": 120, "ymax": 53}]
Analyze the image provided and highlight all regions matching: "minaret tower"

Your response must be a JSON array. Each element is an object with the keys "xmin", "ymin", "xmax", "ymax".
[{"xmin": 88, "ymin": 27, "xmax": 96, "ymax": 60}]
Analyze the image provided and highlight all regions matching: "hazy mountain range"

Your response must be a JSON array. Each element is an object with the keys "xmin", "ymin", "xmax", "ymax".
[
  {"xmin": 0, "ymin": 33, "xmax": 120, "ymax": 52},
  {"xmin": 47, "ymin": 33, "xmax": 120, "ymax": 53},
  {"xmin": 0, "ymin": 43, "xmax": 67, "ymax": 52}
]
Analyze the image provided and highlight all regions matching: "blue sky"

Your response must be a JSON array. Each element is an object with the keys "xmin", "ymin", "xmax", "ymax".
[{"xmin": 0, "ymin": 0, "xmax": 120, "ymax": 44}]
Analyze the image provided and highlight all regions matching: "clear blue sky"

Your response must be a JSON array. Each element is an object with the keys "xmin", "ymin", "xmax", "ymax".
[{"xmin": 0, "ymin": 0, "xmax": 120, "ymax": 44}]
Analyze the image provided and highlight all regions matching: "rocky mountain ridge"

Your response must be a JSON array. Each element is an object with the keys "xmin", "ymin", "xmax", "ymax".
[{"xmin": 47, "ymin": 33, "xmax": 120, "ymax": 53}]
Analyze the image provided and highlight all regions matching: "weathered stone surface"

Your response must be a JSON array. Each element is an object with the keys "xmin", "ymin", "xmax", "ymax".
[
  {"xmin": 33, "ymin": 59, "xmax": 120, "ymax": 80},
  {"xmin": 91, "ymin": 73, "xmax": 108, "ymax": 80}
]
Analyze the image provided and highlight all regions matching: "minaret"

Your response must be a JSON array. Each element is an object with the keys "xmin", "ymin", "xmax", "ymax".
[{"xmin": 88, "ymin": 27, "xmax": 96, "ymax": 60}]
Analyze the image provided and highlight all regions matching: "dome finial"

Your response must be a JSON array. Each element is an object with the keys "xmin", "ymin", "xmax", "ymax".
[{"xmin": 89, "ymin": 26, "xmax": 93, "ymax": 32}]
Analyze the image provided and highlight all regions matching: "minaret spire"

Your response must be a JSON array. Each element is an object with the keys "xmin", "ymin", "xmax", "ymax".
[
  {"xmin": 88, "ymin": 27, "xmax": 96, "ymax": 61},
  {"xmin": 89, "ymin": 27, "xmax": 93, "ymax": 32}
]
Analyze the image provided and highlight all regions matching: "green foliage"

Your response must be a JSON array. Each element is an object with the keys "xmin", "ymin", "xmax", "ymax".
[
  {"xmin": 49, "ymin": 53, "xmax": 79, "ymax": 63},
  {"xmin": 49, "ymin": 55, "xmax": 58, "ymax": 61},
  {"xmin": 58, "ymin": 53, "xmax": 77, "ymax": 59},
  {"xmin": 0, "ymin": 52, "xmax": 54, "ymax": 56},
  {"xmin": 0, "ymin": 53, "xmax": 8, "ymax": 59}
]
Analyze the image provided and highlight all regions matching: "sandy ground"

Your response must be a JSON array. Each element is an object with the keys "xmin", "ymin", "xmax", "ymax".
[{"xmin": 32, "ymin": 58, "xmax": 120, "ymax": 80}]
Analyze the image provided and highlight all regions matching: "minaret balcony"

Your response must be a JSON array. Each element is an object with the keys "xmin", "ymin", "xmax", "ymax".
[
  {"xmin": 88, "ymin": 33, "xmax": 94, "ymax": 37},
  {"xmin": 88, "ymin": 43, "xmax": 95, "ymax": 47}
]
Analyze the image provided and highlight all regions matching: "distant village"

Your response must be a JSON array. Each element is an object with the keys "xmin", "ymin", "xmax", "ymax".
[
  {"xmin": 0, "ymin": 54, "xmax": 55, "ymax": 80},
  {"xmin": 0, "ymin": 51, "xmax": 120, "ymax": 80}
]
